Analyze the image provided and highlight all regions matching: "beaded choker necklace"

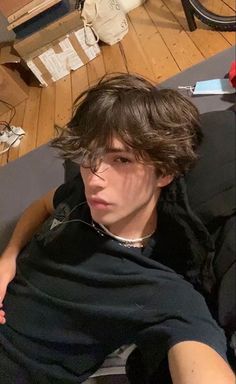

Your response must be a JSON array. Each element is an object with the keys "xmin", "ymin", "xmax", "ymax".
[{"xmin": 92, "ymin": 222, "xmax": 155, "ymax": 248}]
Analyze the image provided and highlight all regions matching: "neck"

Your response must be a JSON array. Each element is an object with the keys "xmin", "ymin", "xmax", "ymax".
[
  {"xmin": 99, "ymin": 222, "xmax": 155, "ymax": 243},
  {"xmin": 94, "ymin": 221, "xmax": 155, "ymax": 248},
  {"xmin": 106, "ymin": 208, "xmax": 157, "ymax": 241}
]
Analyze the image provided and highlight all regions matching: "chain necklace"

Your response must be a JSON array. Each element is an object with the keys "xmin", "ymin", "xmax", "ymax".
[{"xmin": 92, "ymin": 222, "xmax": 155, "ymax": 248}]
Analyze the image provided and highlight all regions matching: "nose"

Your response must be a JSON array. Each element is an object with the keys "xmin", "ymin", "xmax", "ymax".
[{"xmin": 94, "ymin": 160, "xmax": 110, "ymax": 175}]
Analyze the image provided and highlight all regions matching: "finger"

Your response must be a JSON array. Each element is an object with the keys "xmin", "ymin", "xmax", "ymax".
[{"xmin": 0, "ymin": 310, "xmax": 6, "ymax": 324}]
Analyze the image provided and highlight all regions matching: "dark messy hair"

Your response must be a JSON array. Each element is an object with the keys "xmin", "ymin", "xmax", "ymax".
[{"xmin": 51, "ymin": 73, "xmax": 202, "ymax": 176}]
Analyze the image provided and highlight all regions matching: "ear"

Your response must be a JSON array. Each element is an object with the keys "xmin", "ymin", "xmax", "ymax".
[{"xmin": 157, "ymin": 174, "xmax": 174, "ymax": 188}]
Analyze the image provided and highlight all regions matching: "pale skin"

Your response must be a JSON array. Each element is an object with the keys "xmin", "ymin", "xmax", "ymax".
[{"xmin": 0, "ymin": 138, "xmax": 235, "ymax": 383}]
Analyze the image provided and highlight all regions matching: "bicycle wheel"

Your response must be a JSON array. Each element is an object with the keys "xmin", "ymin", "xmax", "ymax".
[{"xmin": 181, "ymin": 0, "xmax": 236, "ymax": 31}]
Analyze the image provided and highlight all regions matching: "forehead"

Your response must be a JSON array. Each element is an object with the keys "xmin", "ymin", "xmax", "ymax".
[
  {"xmin": 105, "ymin": 137, "xmax": 133, "ymax": 153},
  {"xmin": 83, "ymin": 135, "xmax": 151, "ymax": 166},
  {"xmin": 88, "ymin": 135, "xmax": 133, "ymax": 154}
]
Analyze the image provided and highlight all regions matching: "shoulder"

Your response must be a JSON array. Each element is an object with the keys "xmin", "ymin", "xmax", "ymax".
[
  {"xmin": 185, "ymin": 110, "xmax": 235, "ymax": 222},
  {"xmin": 53, "ymin": 172, "xmax": 85, "ymax": 209}
]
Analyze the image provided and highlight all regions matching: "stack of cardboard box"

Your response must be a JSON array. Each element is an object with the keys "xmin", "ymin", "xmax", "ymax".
[
  {"xmin": 13, "ymin": 10, "xmax": 100, "ymax": 86},
  {"xmin": 0, "ymin": 3, "xmax": 100, "ymax": 114}
]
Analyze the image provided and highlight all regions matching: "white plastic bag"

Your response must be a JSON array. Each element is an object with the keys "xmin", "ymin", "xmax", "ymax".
[
  {"xmin": 118, "ymin": 0, "xmax": 145, "ymax": 14},
  {"xmin": 81, "ymin": 0, "xmax": 129, "ymax": 45}
]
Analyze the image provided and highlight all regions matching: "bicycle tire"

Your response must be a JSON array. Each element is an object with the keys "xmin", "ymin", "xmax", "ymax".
[{"xmin": 189, "ymin": 0, "xmax": 236, "ymax": 31}]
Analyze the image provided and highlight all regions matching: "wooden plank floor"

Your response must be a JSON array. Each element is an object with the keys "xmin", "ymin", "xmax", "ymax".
[{"xmin": 0, "ymin": 0, "xmax": 235, "ymax": 165}]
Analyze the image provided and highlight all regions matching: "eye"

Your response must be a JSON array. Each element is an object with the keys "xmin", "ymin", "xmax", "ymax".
[{"xmin": 114, "ymin": 156, "xmax": 132, "ymax": 164}]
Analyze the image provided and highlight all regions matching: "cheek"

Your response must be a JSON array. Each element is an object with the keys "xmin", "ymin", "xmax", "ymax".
[
  {"xmin": 80, "ymin": 167, "xmax": 85, "ymax": 178},
  {"xmin": 117, "ymin": 177, "xmax": 155, "ymax": 202},
  {"xmin": 132, "ymin": 170, "xmax": 158, "ymax": 192},
  {"xmin": 80, "ymin": 168, "xmax": 89, "ymax": 184}
]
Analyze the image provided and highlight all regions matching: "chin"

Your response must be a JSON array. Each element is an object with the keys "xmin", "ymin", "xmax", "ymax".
[{"xmin": 90, "ymin": 211, "xmax": 113, "ymax": 226}]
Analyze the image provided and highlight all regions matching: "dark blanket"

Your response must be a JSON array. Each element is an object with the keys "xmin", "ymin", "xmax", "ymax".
[{"xmin": 125, "ymin": 110, "xmax": 236, "ymax": 383}]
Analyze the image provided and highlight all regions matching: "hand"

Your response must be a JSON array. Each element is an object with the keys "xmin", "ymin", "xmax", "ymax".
[{"xmin": 0, "ymin": 250, "xmax": 17, "ymax": 324}]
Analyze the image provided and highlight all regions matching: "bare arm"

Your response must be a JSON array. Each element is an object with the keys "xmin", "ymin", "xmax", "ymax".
[
  {"xmin": 0, "ymin": 188, "xmax": 57, "ymax": 321},
  {"xmin": 2, "ymin": 188, "xmax": 56, "ymax": 258},
  {"xmin": 168, "ymin": 341, "xmax": 235, "ymax": 384}
]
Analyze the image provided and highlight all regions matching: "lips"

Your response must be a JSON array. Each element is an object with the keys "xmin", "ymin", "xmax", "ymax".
[{"xmin": 87, "ymin": 197, "xmax": 110, "ymax": 209}]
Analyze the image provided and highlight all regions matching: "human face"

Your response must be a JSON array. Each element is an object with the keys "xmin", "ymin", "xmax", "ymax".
[{"xmin": 80, "ymin": 137, "xmax": 164, "ymax": 238}]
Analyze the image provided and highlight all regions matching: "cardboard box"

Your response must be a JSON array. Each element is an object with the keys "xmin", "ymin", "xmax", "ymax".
[
  {"xmin": 13, "ymin": 11, "xmax": 100, "ymax": 86},
  {"xmin": 14, "ymin": 10, "xmax": 83, "ymax": 57},
  {"xmin": 0, "ymin": 45, "xmax": 29, "ymax": 115},
  {"xmin": 0, "ymin": 0, "xmax": 33, "ymax": 17},
  {"xmin": 7, "ymin": 0, "xmax": 62, "ymax": 30},
  {"xmin": 7, "ymin": 0, "xmax": 62, "ymax": 24}
]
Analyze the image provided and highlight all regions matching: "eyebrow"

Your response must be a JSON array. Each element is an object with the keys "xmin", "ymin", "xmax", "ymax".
[{"xmin": 105, "ymin": 147, "xmax": 133, "ymax": 154}]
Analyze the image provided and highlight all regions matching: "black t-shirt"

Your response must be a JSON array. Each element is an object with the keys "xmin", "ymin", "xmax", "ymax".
[{"xmin": 1, "ymin": 175, "xmax": 228, "ymax": 383}]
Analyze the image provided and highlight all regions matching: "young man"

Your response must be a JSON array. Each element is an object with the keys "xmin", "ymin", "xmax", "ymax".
[{"xmin": 0, "ymin": 74, "xmax": 235, "ymax": 384}]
